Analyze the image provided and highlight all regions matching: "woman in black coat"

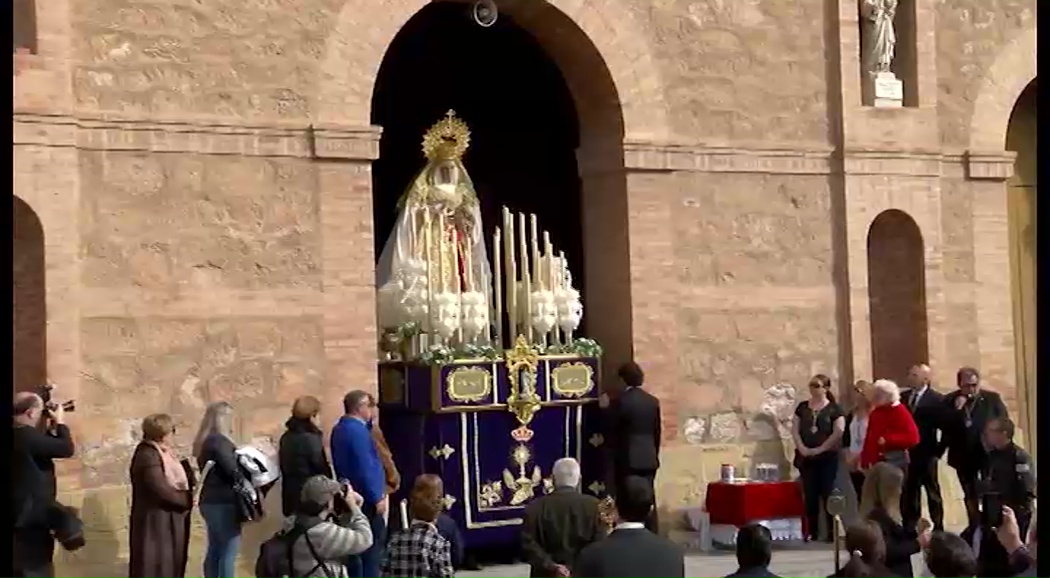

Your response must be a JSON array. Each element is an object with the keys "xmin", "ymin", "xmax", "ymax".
[
  {"xmin": 859, "ymin": 463, "xmax": 929, "ymax": 578},
  {"xmin": 278, "ymin": 396, "xmax": 333, "ymax": 516}
]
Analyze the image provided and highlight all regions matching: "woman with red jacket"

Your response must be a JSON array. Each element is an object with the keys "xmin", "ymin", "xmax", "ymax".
[{"xmin": 860, "ymin": 379, "xmax": 920, "ymax": 470}]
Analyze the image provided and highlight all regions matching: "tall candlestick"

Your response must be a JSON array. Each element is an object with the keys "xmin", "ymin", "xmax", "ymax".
[
  {"xmin": 493, "ymin": 227, "xmax": 503, "ymax": 348},
  {"xmin": 545, "ymin": 233, "xmax": 560, "ymax": 346},
  {"xmin": 504, "ymin": 208, "xmax": 517, "ymax": 345},
  {"xmin": 530, "ymin": 214, "xmax": 541, "ymax": 291},
  {"xmin": 518, "ymin": 212, "xmax": 532, "ymax": 342}
]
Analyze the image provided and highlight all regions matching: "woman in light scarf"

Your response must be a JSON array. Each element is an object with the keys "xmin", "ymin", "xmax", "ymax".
[{"xmin": 128, "ymin": 413, "xmax": 194, "ymax": 577}]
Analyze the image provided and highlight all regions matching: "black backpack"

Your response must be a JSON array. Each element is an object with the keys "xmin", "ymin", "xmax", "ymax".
[{"xmin": 255, "ymin": 519, "xmax": 331, "ymax": 578}]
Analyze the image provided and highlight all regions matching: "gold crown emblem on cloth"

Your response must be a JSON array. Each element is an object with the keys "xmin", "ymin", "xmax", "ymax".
[{"xmin": 422, "ymin": 110, "xmax": 471, "ymax": 161}]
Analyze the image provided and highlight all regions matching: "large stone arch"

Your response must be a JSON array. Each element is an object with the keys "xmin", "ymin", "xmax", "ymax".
[
  {"xmin": 969, "ymin": 24, "xmax": 1037, "ymax": 151},
  {"xmin": 315, "ymin": 0, "xmax": 671, "ymax": 142}
]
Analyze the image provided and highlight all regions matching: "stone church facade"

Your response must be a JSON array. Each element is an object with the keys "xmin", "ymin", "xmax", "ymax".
[{"xmin": 13, "ymin": 0, "xmax": 1036, "ymax": 573}]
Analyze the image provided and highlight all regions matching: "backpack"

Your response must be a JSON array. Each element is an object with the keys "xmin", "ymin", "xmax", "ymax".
[{"xmin": 254, "ymin": 519, "xmax": 332, "ymax": 578}]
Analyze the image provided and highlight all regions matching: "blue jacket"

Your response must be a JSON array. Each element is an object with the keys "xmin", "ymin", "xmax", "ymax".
[{"xmin": 330, "ymin": 416, "xmax": 385, "ymax": 506}]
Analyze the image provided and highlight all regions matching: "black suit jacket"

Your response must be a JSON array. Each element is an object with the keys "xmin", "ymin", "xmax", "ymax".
[
  {"xmin": 604, "ymin": 386, "xmax": 661, "ymax": 473},
  {"xmin": 575, "ymin": 527, "xmax": 684, "ymax": 578},
  {"xmin": 941, "ymin": 389, "xmax": 1008, "ymax": 472},
  {"xmin": 900, "ymin": 386, "xmax": 946, "ymax": 463},
  {"xmin": 520, "ymin": 487, "xmax": 603, "ymax": 578},
  {"xmin": 725, "ymin": 566, "xmax": 781, "ymax": 578}
]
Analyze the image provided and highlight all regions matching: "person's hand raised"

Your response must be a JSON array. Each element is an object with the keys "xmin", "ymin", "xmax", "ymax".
[{"xmin": 995, "ymin": 506, "xmax": 1024, "ymax": 554}]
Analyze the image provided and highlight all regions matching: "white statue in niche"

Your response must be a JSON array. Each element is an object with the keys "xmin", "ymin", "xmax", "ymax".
[{"xmin": 860, "ymin": 0, "xmax": 898, "ymax": 74}]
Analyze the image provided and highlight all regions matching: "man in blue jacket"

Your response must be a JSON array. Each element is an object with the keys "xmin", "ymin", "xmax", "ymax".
[{"xmin": 331, "ymin": 390, "xmax": 388, "ymax": 578}]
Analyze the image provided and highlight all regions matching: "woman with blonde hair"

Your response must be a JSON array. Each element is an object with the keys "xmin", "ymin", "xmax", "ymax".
[
  {"xmin": 193, "ymin": 402, "xmax": 244, "ymax": 578},
  {"xmin": 845, "ymin": 380, "xmax": 874, "ymax": 499},
  {"xmin": 129, "ymin": 413, "xmax": 193, "ymax": 577},
  {"xmin": 859, "ymin": 462, "xmax": 930, "ymax": 577}
]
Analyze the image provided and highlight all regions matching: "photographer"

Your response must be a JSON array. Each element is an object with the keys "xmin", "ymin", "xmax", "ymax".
[
  {"xmin": 283, "ymin": 475, "xmax": 374, "ymax": 577},
  {"xmin": 12, "ymin": 390, "xmax": 76, "ymax": 577}
]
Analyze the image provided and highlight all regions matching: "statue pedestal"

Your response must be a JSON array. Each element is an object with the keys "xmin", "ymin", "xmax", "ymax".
[{"xmin": 868, "ymin": 71, "xmax": 903, "ymax": 108}]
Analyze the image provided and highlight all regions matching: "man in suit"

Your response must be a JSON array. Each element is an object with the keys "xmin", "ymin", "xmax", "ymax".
[
  {"xmin": 575, "ymin": 476, "xmax": 684, "ymax": 578},
  {"xmin": 600, "ymin": 361, "xmax": 661, "ymax": 533},
  {"xmin": 520, "ymin": 458, "xmax": 603, "ymax": 578},
  {"xmin": 900, "ymin": 363, "xmax": 946, "ymax": 532},
  {"xmin": 942, "ymin": 366, "xmax": 1008, "ymax": 527},
  {"xmin": 724, "ymin": 524, "xmax": 781, "ymax": 578}
]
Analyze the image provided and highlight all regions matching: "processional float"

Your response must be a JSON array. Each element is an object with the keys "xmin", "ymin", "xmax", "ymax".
[{"xmin": 375, "ymin": 111, "xmax": 607, "ymax": 547}]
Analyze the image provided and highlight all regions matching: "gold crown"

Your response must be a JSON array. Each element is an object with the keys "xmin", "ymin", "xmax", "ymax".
[{"xmin": 421, "ymin": 110, "xmax": 471, "ymax": 161}]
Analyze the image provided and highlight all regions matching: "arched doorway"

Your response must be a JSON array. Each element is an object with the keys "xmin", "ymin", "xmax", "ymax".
[
  {"xmin": 370, "ymin": 0, "xmax": 631, "ymax": 363},
  {"xmin": 867, "ymin": 209, "xmax": 929, "ymax": 384},
  {"xmin": 1006, "ymin": 78, "xmax": 1036, "ymax": 455},
  {"xmin": 13, "ymin": 196, "xmax": 46, "ymax": 392}
]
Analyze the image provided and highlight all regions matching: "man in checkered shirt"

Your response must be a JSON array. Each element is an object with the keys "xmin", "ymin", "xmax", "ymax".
[{"xmin": 380, "ymin": 474, "xmax": 454, "ymax": 578}]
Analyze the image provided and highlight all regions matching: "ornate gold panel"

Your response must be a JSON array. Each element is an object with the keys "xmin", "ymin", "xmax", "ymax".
[
  {"xmin": 550, "ymin": 362, "xmax": 595, "ymax": 398},
  {"xmin": 446, "ymin": 365, "xmax": 493, "ymax": 403}
]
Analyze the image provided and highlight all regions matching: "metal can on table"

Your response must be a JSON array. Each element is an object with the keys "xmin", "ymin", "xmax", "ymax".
[{"xmin": 720, "ymin": 463, "xmax": 735, "ymax": 482}]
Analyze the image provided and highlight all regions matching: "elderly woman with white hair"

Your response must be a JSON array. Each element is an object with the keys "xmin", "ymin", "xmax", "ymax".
[{"xmin": 860, "ymin": 379, "xmax": 919, "ymax": 472}]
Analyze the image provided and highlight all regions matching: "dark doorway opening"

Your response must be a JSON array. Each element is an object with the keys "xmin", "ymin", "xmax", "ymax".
[
  {"xmin": 867, "ymin": 209, "xmax": 929, "ymax": 385},
  {"xmin": 14, "ymin": 196, "xmax": 47, "ymax": 393},
  {"xmin": 371, "ymin": 1, "xmax": 585, "ymax": 331}
]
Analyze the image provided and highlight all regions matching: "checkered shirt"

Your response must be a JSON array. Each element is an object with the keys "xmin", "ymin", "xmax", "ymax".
[{"xmin": 380, "ymin": 520, "xmax": 454, "ymax": 578}]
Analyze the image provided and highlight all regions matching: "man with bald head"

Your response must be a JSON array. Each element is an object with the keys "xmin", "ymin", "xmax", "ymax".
[
  {"xmin": 900, "ymin": 363, "xmax": 946, "ymax": 532},
  {"xmin": 13, "ymin": 390, "xmax": 76, "ymax": 577}
]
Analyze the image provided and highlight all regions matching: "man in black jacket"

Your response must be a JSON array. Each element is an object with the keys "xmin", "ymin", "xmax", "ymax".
[
  {"xmin": 521, "ymin": 457, "xmax": 603, "ymax": 578},
  {"xmin": 601, "ymin": 361, "xmax": 661, "ymax": 533},
  {"xmin": 12, "ymin": 391, "xmax": 76, "ymax": 577},
  {"xmin": 574, "ymin": 476, "xmax": 684, "ymax": 578},
  {"xmin": 900, "ymin": 363, "xmax": 946, "ymax": 532},
  {"xmin": 942, "ymin": 367, "xmax": 1008, "ymax": 526},
  {"xmin": 724, "ymin": 524, "xmax": 781, "ymax": 578}
]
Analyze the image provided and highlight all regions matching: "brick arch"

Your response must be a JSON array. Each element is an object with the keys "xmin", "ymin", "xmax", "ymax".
[
  {"xmin": 969, "ymin": 24, "xmax": 1037, "ymax": 151},
  {"xmin": 866, "ymin": 209, "xmax": 929, "ymax": 385},
  {"xmin": 315, "ymin": 0, "xmax": 670, "ymax": 141},
  {"xmin": 13, "ymin": 195, "xmax": 47, "ymax": 393}
]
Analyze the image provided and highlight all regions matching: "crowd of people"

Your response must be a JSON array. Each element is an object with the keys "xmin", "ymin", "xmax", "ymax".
[
  {"xmin": 787, "ymin": 364, "xmax": 1036, "ymax": 577},
  {"xmin": 9, "ymin": 360, "xmax": 1037, "ymax": 578}
]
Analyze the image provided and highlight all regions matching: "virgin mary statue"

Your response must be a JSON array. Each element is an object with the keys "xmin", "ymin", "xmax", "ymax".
[{"xmin": 376, "ymin": 111, "xmax": 493, "ymax": 356}]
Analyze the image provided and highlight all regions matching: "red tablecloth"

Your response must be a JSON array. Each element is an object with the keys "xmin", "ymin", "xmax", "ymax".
[{"xmin": 705, "ymin": 481, "xmax": 805, "ymax": 527}]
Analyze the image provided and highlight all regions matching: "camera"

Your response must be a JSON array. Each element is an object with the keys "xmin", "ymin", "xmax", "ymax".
[{"xmin": 36, "ymin": 383, "xmax": 75, "ymax": 414}]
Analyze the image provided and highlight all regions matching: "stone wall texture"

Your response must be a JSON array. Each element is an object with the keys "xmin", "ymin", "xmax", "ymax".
[{"xmin": 12, "ymin": 0, "xmax": 1036, "ymax": 573}]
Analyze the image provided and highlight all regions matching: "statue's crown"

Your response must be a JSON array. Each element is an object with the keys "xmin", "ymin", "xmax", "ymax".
[{"xmin": 422, "ymin": 110, "xmax": 471, "ymax": 161}]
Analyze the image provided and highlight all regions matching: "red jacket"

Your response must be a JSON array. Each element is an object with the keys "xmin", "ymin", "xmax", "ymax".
[{"xmin": 860, "ymin": 402, "xmax": 919, "ymax": 468}]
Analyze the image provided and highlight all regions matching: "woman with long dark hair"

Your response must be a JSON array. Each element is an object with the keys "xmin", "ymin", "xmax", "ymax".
[{"xmin": 793, "ymin": 374, "xmax": 846, "ymax": 542}]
